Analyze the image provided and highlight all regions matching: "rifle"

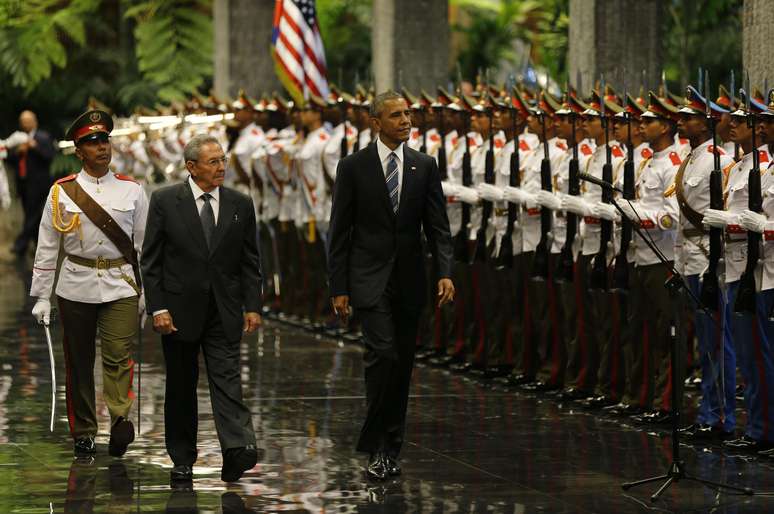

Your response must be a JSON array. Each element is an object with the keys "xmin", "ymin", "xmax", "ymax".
[
  {"xmin": 453, "ymin": 110, "xmax": 473, "ymax": 263},
  {"xmin": 590, "ymin": 80, "xmax": 613, "ymax": 290},
  {"xmin": 612, "ymin": 90, "xmax": 635, "ymax": 291},
  {"xmin": 437, "ymin": 102, "xmax": 448, "ymax": 180},
  {"xmin": 530, "ymin": 97, "xmax": 552, "ymax": 280},
  {"xmin": 475, "ymin": 101, "xmax": 496, "ymax": 262},
  {"xmin": 735, "ymin": 73, "xmax": 762, "ymax": 314},
  {"xmin": 495, "ymin": 95, "xmax": 522, "ymax": 269},
  {"xmin": 557, "ymin": 83, "xmax": 580, "ymax": 282},
  {"xmin": 701, "ymin": 71, "xmax": 723, "ymax": 311}
]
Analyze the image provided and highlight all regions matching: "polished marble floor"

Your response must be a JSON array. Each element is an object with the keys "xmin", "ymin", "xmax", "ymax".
[{"xmin": 2, "ymin": 260, "xmax": 774, "ymax": 513}]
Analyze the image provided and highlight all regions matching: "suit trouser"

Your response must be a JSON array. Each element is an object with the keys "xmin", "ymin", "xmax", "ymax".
[
  {"xmin": 277, "ymin": 221, "xmax": 298, "ymax": 315},
  {"xmin": 161, "ymin": 293, "xmax": 256, "ymax": 466},
  {"xmin": 57, "ymin": 295, "xmax": 137, "ymax": 439},
  {"xmin": 14, "ymin": 176, "xmax": 49, "ymax": 254},
  {"xmin": 728, "ymin": 282, "xmax": 774, "ymax": 440},
  {"xmin": 356, "ymin": 276, "xmax": 420, "ymax": 456}
]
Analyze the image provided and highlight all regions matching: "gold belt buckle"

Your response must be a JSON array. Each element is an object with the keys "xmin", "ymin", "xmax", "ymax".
[{"xmin": 96, "ymin": 256, "xmax": 107, "ymax": 271}]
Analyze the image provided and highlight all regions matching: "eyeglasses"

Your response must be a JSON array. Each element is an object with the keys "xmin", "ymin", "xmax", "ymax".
[{"xmin": 199, "ymin": 156, "xmax": 229, "ymax": 167}]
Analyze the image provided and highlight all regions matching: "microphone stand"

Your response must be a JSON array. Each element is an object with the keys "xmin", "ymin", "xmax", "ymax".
[{"xmin": 610, "ymin": 196, "xmax": 753, "ymax": 501}]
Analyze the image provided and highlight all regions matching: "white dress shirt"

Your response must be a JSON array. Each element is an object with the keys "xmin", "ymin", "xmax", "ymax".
[
  {"xmin": 376, "ymin": 137, "xmax": 404, "ymax": 200},
  {"xmin": 189, "ymin": 175, "xmax": 220, "ymax": 224}
]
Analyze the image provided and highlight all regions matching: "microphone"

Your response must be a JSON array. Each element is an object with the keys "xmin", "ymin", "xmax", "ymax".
[{"xmin": 578, "ymin": 172, "xmax": 623, "ymax": 194}]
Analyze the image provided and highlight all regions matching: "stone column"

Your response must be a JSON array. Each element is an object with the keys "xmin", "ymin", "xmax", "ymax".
[
  {"xmin": 743, "ymin": 0, "xmax": 774, "ymax": 89},
  {"xmin": 568, "ymin": 0, "xmax": 662, "ymax": 94},
  {"xmin": 213, "ymin": 0, "xmax": 282, "ymax": 99},
  {"xmin": 372, "ymin": 0, "xmax": 450, "ymax": 93}
]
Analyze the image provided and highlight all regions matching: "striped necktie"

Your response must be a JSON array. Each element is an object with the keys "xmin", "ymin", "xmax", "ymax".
[{"xmin": 386, "ymin": 152, "xmax": 399, "ymax": 213}]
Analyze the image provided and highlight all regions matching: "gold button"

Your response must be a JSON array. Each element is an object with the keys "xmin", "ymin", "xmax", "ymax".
[
  {"xmin": 97, "ymin": 273, "xmax": 102, "ymax": 277},
  {"xmin": 98, "ymin": 240, "xmax": 103, "ymax": 245}
]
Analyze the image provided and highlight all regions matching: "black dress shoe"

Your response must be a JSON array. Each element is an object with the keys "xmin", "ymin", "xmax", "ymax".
[
  {"xmin": 631, "ymin": 410, "xmax": 673, "ymax": 425},
  {"xmin": 723, "ymin": 435, "xmax": 774, "ymax": 453},
  {"xmin": 431, "ymin": 353, "xmax": 465, "ymax": 368},
  {"xmin": 578, "ymin": 395, "xmax": 617, "ymax": 409},
  {"xmin": 603, "ymin": 402, "xmax": 643, "ymax": 416},
  {"xmin": 366, "ymin": 452, "xmax": 387, "ymax": 481},
  {"xmin": 74, "ymin": 436, "xmax": 96, "ymax": 458},
  {"xmin": 385, "ymin": 455, "xmax": 401, "ymax": 476},
  {"xmin": 521, "ymin": 380, "xmax": 561, "ymax": 392},
  {"xmin": 505, "ymin": 373, "xmax": 535, "ymax": 386},
  {"xmin": 221, "ymin": 445, "xmax": 258, "ymax": 482},
  {"xmin": 449, "ymin": 361, "xmax": 474, "ymax": 373},
  {"xmin": 556, "ymin": 387, "xmax": 591, "ymax": 401},
  {"xmin": 678, "ymin": 423, "xmax": 733, "ymax": 441},
  {"xmin": 108, "ymin": 417, "xmax": 135, "ymax": 457},
  {"xmin": 483, "ymin": 365, "xmax": 513, "ymax": 379},
  {"xmin": 170, "ymin": 464, "xmax": 193, "ymax": 482}
]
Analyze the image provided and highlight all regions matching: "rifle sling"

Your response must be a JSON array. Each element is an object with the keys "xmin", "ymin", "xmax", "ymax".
[{"xmin": 673, "ymin": 158, "xmax": 707, "ymax": 235}]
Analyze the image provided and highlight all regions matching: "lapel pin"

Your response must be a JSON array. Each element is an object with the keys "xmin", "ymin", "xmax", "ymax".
[
  {"xmin": 233, "ymin": 213, "xmax": 239, "ymax": 222},
  {"xmin": 410, "ymin": 166, "xmax": 416, "ymax": 171}
]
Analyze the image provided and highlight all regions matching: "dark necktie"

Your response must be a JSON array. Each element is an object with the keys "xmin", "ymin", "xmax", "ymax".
[
  {"xmin": 200, "ymin": 193, "xmax": 215, "ymax": 247},
  {"xmin": 386, "ymin": 152, "xmax": 399, "ymax": 213}
]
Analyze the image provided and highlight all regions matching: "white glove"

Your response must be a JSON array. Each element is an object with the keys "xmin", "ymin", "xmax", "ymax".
[
  {"xmin": 32, "ymin": 298, "xmax": 51, "ymax": 325},
  {"xmin": 455, "ymin": 185, "xmax": 480, "ymax": 205},
  {"xmin": 738, "ymin": 210, "xmax": 769, "ymax": 233},
  {"xmin": 617, "ymin": 200, "xmax": 639, "ymax": 221},
  {"xmin": 476, "ymin": 183, "xmax": 505, "ymax": 202},
  {"xmin": 702, "ymin": 208, "xmax": 734, "ymax": 228},
  {"xmin": 503, "ymin": 186, "xmax": 535, "ymax": 205},
  {"xmin": 535, "ymin": 190, "xmax": 563, "ymax": 210},
  {"xmin": 561, "ymin": 195, "xmax": 592, "ymax": 216},
  {"xmin": 441, "ymin": 181, "xmax": 460, "ymax": 198},
  {"xmin": 592, "ymin": 202, "xmax": 620, "ymax": 222},
  {"xmin": 5, "ymin": 131, "xmax": 29, "ymax": 148}
]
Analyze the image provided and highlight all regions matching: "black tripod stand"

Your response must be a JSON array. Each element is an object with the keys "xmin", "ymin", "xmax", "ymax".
[{"xmin": 605, "ymin": 196, "xmax": 754, "ymax": 502}]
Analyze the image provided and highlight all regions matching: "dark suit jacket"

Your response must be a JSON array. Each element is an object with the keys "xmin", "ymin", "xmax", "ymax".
[
  {"xmin": 7, "ymin": 130, "xmax": 56, "ymax": 184},
  {"xmin": 327, "ymin": 142, "xmax": 453, "ymax": 312},
  {"xmin": 141, "ymin": 181, "xmax": 262, "ymax": 342}
]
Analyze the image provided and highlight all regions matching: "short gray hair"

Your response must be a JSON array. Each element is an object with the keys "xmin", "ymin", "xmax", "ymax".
[
  {"xmin": 370, "ymin": 90, "xmax": 405, "ymax": 118},
  {"xmin": 184, "ymin": 134, "xmax": 221, "ymax": 163}
]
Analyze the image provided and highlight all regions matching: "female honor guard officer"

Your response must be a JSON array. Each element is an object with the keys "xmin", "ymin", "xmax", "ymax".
[{"xmin": 29, "ymin": 110, "xmax": 148, "ymax": 458}]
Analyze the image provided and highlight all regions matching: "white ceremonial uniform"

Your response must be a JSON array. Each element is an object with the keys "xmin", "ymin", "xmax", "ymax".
[
  {"xmin": 759, "ymin": 161, "xmax": 774, "ymax": 291},
  {"xmin": 494, "ymin": 134, "xmax": 535, "ymax": 257},
  {"xmin": 440, "ymin": 130, "xmax": 465, "ymax": 235},
  {"xmin": 550, "ymin": 139, "xmax": 595, "ymax": 254},
  {"xmin": 723, "ymin": 146, "xmax": 770, "ymax": 283},
  {"xmin": 520, "ymin": 137, "xmax": 570, "ymax": 254},
  {"xmin": 322, "ymin": 121, "xmax": 358, "ymax": 181},
  {"xmin": 629, "ymin": 145, "xmax": 681, "ymax": 265},
  {"xmin": 674, "ymin": 139, "xmax": 734, "ymax": 276},
  {"xmin": 579, "ymin": 140, "xmax": 626, "ymax": 256},
  {"xmin": 294, "ymin": 126, "xmax": 330, "ymax": 230},
  {"xmin": 30, "ymin": 170, "xmax": 149, "ymax": 303}
]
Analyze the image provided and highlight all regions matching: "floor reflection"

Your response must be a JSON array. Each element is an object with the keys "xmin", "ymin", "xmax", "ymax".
[{"xmin": 1, "ymin": 259, "xmax": 773, "ymax": 513}]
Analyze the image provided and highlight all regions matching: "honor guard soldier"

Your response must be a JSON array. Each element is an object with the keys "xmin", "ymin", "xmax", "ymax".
[
  {"xmin": 614, "ymin": 92, "xmax": 682, "ymax": 417},
  {"xmin": 669, "ymin": 86, "xmax": 736, "ymax": 434},
  {"xmin": 29, "ymin": 110, "xmax": 148, "ymax": 458},
  {"xmin": 738, "ymin": 92, "xmax": 774, "ymax": 458},
  {"xmin": 704, "ymin": 91, "xmax": 772, "ymax": 450}
]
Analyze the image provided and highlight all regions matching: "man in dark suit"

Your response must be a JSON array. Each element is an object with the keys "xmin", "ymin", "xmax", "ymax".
[
  {"xmin": 328, "ymin": 91, "xmax": 455, "ymax": 480},
  {"xmin": 141, "ymin": 134, "xmax": 263, "ymax": 484},
  {"xmin": 6, "ymin": 110, "xmax": 56, "ymax": 258}
]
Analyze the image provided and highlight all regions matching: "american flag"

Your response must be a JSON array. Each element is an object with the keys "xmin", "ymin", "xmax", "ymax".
[{"xmin": 271, "ymin": 0, "xmax": 330, "ymax": 105}]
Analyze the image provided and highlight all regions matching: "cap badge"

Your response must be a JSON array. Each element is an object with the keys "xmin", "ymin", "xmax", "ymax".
[{"xmin": 89, "ymin": 112, "xmax": 101, "ymax": 122}]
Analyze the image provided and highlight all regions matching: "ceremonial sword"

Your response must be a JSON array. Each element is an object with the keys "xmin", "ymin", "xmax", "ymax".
[{"xmin": 42, "ymin": 323, "xmax": 56, "ymax": 432}]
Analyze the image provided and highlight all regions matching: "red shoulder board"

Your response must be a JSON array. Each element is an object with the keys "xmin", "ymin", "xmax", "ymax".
[
  {"xmin": 679, "ymin": 138, "xmax": 689, "ymax": 145},
  {"xmin": 519, "ymin": 139, "xmax": 531, "ymax": 152},
  {"xmin": 319, "ymin": 132, "xmax": 328, "ymax": 141},
  {"xmin": 251, "ymin": 128, "xmax": 260, "ymax": 136},
  {"xmin": 452, "ymin": 137, "xmax": 459, "ymax": 146},
  {"xmin": 495, "ymin": 139, "xmax": 505, "ymax": 149},
  {"xmin": 669, "ymin": 152, "xmax": 682, "ymax": 166},
  {"xmin": 580, "ymin": 143, "xmax": 592, "ymax": 156},
  {"xmin": 115, "ymin": 174, "xmax": 139, "ymax": 183},
  {"xmin": 611, "ymin": 145, "xmax": 624, "ymax": 158},
  {"xmin": 556, "ymin": 140, "xmax": 567, "ymax": 151},
  {"xmin": 707, "ymin": 145, "xmax": 725, "ymax": 155},
  {"xmin": 410, "ymin": 130, "xmax": 419, "ymax": 140},
  {"xmin": 55, "ymin": 174, "xmax": 77, "ymax": 184},
  {"xmin": 641, "ymin": 147, "xmax": 653, "ymax": 159},
  {"xmin": 760, "ymin": 150, "xmax": 770, "ymax": 163},
  {"xmin": 430, "ymin": 134, "xmax": 441, "ymax": 143},
  {"xmin": 468, "ymin": 137, "xmax": 478, "ymax": 147}
]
